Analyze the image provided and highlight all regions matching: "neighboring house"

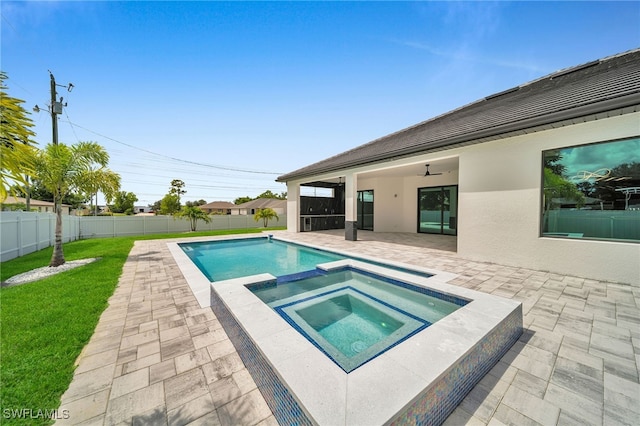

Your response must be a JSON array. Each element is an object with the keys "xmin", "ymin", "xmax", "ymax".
[
  {"xmin": 77, "ymin": 205, "xmax": 109, "ymax": 216},
  {"xmin": 200, "ymin": 201, "xmax": 236, "ymax": 215},
  {"xmin": 134, "ymin": 205, "xmax": 153, "ymax": 214},
  {"xmin": 1, "ymin": 196, "xmax": 72, "ymax": 215},
  {"xmin": 232, "ymin": 198, "xmax": 287, "ymax": 216},
  {"xmin": 277, "ymin": 49, "xmax": 640, "ymax": 284}
]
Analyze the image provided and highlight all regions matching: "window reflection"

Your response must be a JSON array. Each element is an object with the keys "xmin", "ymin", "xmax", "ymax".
[{"xmin": 542, "ymin": 137, "xmax": 640, "ymax": 242}]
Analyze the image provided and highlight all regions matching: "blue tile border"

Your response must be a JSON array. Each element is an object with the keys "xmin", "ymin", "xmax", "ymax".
[
  {"xmin": 276, "ymin": 268, "xmax": 326, "ymax": 284},
  {"xmin": 244, "ymin": 278, "xmax": 278, "ymax": 291},
  {"xmin": 273, "ymin": 285, "xmax": 433, "ymax": 373},
  {"xmin": 251, "ymin": 265, "xmax": 469, "ymax": 307},
  {"xmin": 180, "ymin": 236, "xmax": 435, "ymax": 284},
  {"xmin": 389, "ymin": 307, "xmax": 523, "ymax": 425},
  {"xmin": 339, "ymin": 266, "xmax": 469, "ymax": 307},
  {"xmin": 210, "ymin": 287, "xmax": 314, "ymax": 426}
]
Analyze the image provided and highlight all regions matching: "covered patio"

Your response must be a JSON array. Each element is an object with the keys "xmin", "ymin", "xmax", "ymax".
[
  {"xmin": 56, "ymin": 230, "xmax": 639, "ymax": 425},
  {"xmin": 288, "ymin": 156, "xmax": 461, "ymax": 240},
  {"xmin": 277, "ymin": 51, "xmax": 640, "ymax": 286}
]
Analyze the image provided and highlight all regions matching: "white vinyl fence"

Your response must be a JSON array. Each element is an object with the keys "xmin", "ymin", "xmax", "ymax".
[
  {"xmin": 1, "ymin": 211, "xmax": 286, "ymax": 262},
  {"xmin": 1, "ymin": 212, "xmax": 80, "ymax": 262}
]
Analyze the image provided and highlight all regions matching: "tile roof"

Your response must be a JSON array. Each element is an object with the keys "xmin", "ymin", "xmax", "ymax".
[
  {"xmin": 277, "ymin": 49, "xmax": 640, "ymax": 182},
  {"xmin": 200, "ymin": 201, "xmax": 236, "ymax": 209},
  {"xmin": 234, "ymin": 198, "xmax": 286, "ymax": 209}
]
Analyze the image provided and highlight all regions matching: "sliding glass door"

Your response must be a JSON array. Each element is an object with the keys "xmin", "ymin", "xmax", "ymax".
[
  {"xmin": 418, "ymin": 186, "xmax": 458, "ymax": 235},
  {"xmin": 357, "ymin": 190, "xmax": 374, "ymax": 231}
]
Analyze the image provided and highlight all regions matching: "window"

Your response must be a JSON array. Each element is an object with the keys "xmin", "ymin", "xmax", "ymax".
[
  {"xmin": 542, "ymin": 137, "xmax": 640, "ymax": 242},
  {"xmin": 418, "ymin": 186, "xmax": 458, "ymax": 235},
  {"xmin": 357, "ymin": 190, "xmax": 374, "ymax": 231},
  {"xmin": 300, "ymin": 186, "xmax": 334, "ymax": 198}
]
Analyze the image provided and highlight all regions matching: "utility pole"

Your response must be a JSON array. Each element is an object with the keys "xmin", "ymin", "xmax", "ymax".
[
  {"xmin": 33, "ymin": 72, "xmax": 73, "ymax": 213},
  {"xmin": 35, "ymin": 71, "xmax": 73, "ymax": 145},
  {"xmin": 50, "ymin": 72, "xmax": 59, "ymax": 145}
]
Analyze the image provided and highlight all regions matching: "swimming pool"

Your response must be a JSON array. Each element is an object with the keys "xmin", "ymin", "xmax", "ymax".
[
  {"xmin": 248, "ymin": 267, "xmax": 467, "ymax": 372},
  {"xmin": 179, "ymin": 237, "xmax": 346, "ymax": 281},
  {"xmin": 178, "ymin": 236, "xmax": 433, "ymax": 282},
  {"xmin": 168, "ymin": 235, "xmax": 522, "ymax": 425}
]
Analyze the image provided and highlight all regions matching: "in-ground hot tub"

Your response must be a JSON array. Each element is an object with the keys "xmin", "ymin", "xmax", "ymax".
[
  {"xmin": 249, "ymin": 267, "xmax": 468, "ymax": 373},
  {"xmin": 208, "ymin": 257, "xmax": 522, "ymax": 425}
]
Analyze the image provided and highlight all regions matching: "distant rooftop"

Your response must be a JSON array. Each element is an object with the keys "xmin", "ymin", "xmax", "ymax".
[
  {"xmin": 200, "ymin": 201, "xmax": 236, "ymax": 209},
  {"xmin": 234, "ymin": 198, "xmax": 286, "ymax": 209}
]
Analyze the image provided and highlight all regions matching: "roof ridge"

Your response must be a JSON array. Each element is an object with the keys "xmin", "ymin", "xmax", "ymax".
[
  {"xmin": 521, "ymin": 47, "xmax": 640, "ymax": 88},
  {"xmin": 278, "ymin": 48, "xmax": 640, "ymax": 182},
  {"xmin": 348, "ymin": 49, "xmax": 640, "ymax": 148}
]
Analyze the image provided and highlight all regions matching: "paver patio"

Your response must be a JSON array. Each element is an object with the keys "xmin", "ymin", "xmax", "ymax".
[{"xmin": 57, "ymin": 230, "xmax": 639, "ymax": 425}]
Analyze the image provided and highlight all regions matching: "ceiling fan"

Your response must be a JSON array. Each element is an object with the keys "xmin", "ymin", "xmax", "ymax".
[{"xmin": 420, "ymin": 164, "xmax": 443, "ymax": 177}]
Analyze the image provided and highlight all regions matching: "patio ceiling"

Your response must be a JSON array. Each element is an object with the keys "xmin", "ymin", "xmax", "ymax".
[{"xmin": 301, "ymin": 157, "xmax": 460, "ymax": 187}]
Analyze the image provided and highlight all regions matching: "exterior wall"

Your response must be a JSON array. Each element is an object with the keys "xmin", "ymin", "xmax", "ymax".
[
  {"xmin": 352, "ymin": 114, "xmax": 639, "ymax": 283},
  {"xmin": 283, "ymin": 113, "xmax": 638, "ymax": 283},
  {"xmin": 457, "ymin": 113, "xmax": 640, "ymax": 284},
  {"xmin": 286, "ymin": 184, "xmax": 300, "ymax": 232},
  {"xmin": 359, "ymin": 168, "xmax": 460, "ymax": 233},
  {"xmin": 358, "ymin": 177, "xmax": 400, "ymax": 232}
]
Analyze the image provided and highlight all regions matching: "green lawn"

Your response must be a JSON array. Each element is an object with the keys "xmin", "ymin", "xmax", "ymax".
[{"xmin": 0, "ymin": 228, "xmax": 282, "ymax": 425}]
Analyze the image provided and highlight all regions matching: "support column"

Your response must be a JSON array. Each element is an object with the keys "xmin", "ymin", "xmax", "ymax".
[
  {"xmin": 344, "ymin": 173, "xmax": 357, "ymax": 241},
  {"xmin": 286, "ymin": 183, "xmax": 300, "ymax": 233}
]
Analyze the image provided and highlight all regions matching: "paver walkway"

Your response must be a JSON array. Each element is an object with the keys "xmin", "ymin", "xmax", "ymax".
[{"xmin": 57, "ymin": 231, "xmax": 639, "ymax": 425}]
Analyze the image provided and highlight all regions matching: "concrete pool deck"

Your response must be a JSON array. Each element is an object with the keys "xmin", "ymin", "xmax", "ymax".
[{"xmin": 56, "ymin": 230, "xmax": 639, "ymax": 425}]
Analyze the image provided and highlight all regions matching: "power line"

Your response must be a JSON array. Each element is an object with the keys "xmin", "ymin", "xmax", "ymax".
[
  {"xmin": 112, "ymin": 168, "xmax": 281, "ymax": 183},
  {"xmin": 58, "ymin": 119, "xmax": 285, "ymax": 175},
  {"xmin": 63, "ymin": 109, "xmax": 80, "ymax": 143},
  {"xmin": 4, "ymin": 11, "xmax": 285, "ymax": 177}
]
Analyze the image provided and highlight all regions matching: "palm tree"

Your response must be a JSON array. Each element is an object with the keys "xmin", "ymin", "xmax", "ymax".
[
  {"xmin": 82, "ymin": 167, "xmax": 121, "ymax": 215},
  {"xmin": 254, "ymin": 208, "xmax": 279, "ymax": 227},
  {"xmin": 0, "ymin": 71, "xmax": 37, "ymax": 202},
  {"xmin": 175, "ymin": 205, "xmax": 212, "ymax": 231},
  {"xmin": 33, "ymin": 141, "xmax": 119, "ymax": 266}
]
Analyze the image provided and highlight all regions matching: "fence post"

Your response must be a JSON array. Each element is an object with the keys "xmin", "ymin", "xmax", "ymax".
[
  {"xmin": 17, "ymin": 214, "xmax": 23, "ymax": 257},
  {"xmin": 36, "ymin": 213, "xmax": 41, "ymax": 249}
]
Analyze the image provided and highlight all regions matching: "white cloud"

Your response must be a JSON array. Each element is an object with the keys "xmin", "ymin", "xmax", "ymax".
[{"xmin": 388, "ymin": 37, "xmax": 547, "ymax": 75}]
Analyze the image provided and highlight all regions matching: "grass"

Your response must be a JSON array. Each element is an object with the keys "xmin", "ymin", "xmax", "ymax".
[{"xmin": 0, "ymin": 227, "xmax": 283, "ymax": 425}]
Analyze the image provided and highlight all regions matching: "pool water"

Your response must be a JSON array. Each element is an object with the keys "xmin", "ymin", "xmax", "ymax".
[
  {"xmin": 296, "ymin": 293, "xmax": 404, "ymax": 357},
  {"xmin": 180, "ymin": 238, "xmax": 346, "ymax": 281},
  {"xmin": 249, "ymin": 268, "xmax": 467, "ymax": 372},
  {"xmin": 179, "ymin": 237, "xmax": 433, "ymax": 282}
]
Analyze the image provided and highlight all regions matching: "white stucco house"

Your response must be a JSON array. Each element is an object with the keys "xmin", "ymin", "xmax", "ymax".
[{"xmin": 277, "ymin": 49, "xmax": 640, "ymax": 284}]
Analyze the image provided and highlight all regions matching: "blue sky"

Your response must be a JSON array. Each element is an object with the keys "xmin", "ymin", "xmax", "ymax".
[{"xmin": 2, "ymin": 1, "xmax": 639, "ymax": 205}]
